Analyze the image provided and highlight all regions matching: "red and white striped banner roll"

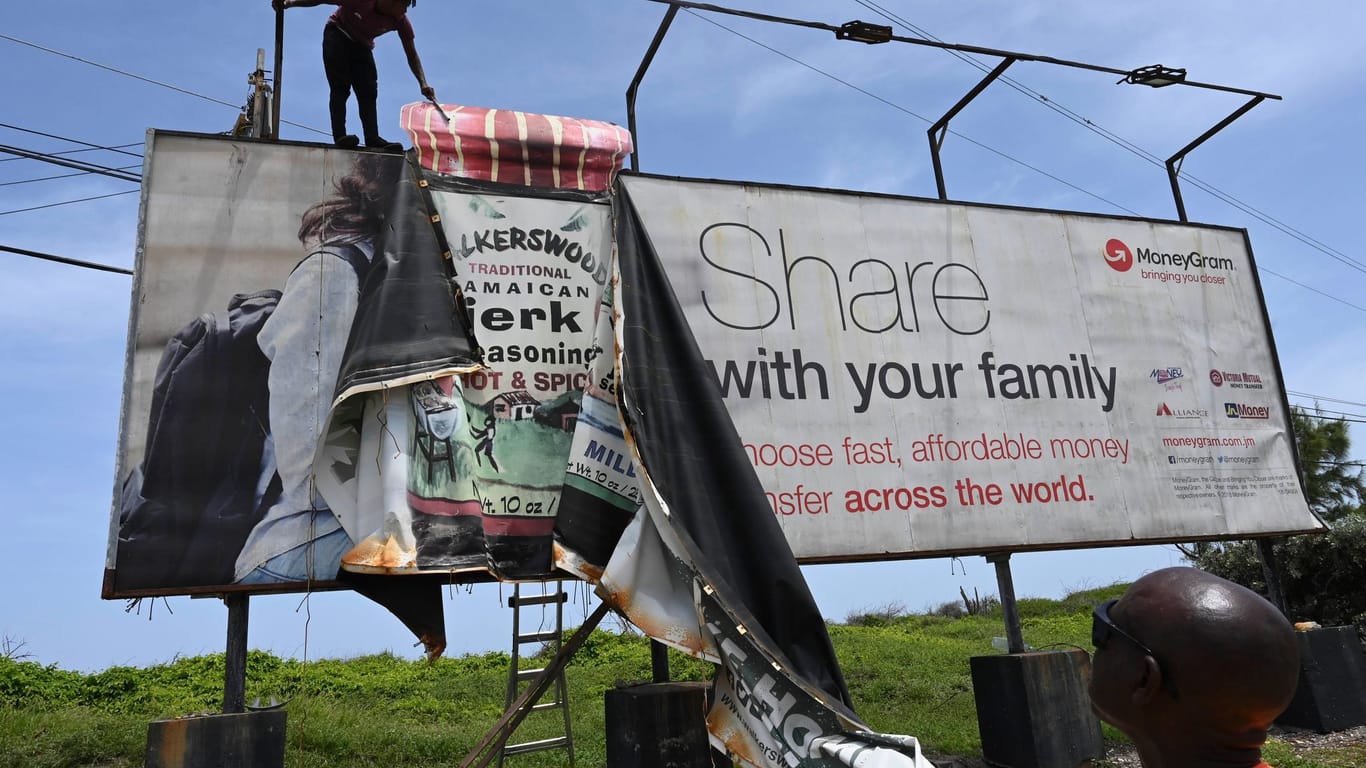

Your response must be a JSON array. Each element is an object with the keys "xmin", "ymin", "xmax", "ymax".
[{"xmin": 400, "ymin": 102, "xmax": 634, "ymax": 192}]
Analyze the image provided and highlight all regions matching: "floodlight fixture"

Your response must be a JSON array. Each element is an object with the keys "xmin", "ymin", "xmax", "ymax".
[
  {"xmin": 835, "ymin": 20, "xmax": 893, "ymax": 45},
  {"xmin": 1122, "ymin": 64, "xmax": 1188, "ymax": 88}
]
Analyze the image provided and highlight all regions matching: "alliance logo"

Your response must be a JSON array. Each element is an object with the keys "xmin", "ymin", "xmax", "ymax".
[
  {"xmin": 1157, "ymin": 402, "xmax": 1208, "ymax": 419},
  {"xmin": 1104, "ymin": 239, "xmax": 1134, "ymax": 272},
  {"xmin": 1224, "ymin": 402, "xmax": 1270, "ymax": 419},
  {"xmin": 1209, "ymin": 369, "xmax": 1264, "ymax": 390}
]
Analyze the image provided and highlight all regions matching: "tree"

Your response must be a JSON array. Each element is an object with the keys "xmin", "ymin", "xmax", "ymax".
[
  {"xmin": 1186, "ymin": 406, "xmax": 1366, "ymax": 629},
  {"xmin": 1290, "ymin": 406, "xmax": 1365, "ymax": 522}
]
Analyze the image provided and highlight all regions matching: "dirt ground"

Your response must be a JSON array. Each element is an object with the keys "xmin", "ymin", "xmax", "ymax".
[{"xmin": 926, "ymin": 724, "xmax": 1366, "ymax": 767}]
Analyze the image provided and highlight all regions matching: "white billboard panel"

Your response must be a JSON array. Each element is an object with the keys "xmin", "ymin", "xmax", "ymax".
[{"xmin": 619, "ymin": 174, "xmax": 1321, "ymax": 561}]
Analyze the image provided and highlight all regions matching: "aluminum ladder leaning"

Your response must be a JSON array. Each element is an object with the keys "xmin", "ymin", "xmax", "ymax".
[{"xmin": 499, "ymin": 580, "xmax": 575, "ymax": 767}]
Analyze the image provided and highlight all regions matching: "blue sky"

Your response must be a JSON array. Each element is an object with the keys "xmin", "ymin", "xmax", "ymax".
[{"xmin": 2, "ymin": 1, "xmax": 1362, "ymax": 672}]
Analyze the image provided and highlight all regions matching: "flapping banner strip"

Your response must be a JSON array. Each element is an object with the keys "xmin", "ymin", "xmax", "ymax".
[{"xmin": 605, "ymin": 181, "xmax": 932, "ymax": 768}]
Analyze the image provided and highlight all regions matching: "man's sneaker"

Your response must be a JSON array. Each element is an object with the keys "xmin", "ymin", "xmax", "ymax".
[
  {"xmin": 365, "ymin": 136, "xmax": 404, "ymax": 152},
  {"xmin": 335, "ymin": 135, "xmax": 360, "ymax": 148}
]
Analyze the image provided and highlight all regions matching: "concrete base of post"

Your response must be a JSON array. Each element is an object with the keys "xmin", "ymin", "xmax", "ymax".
[
  {"xmin": 970, "ymin": 649, "xmax": 1103, "ymax": 768},
  {"xmin": 1277, "ymin": 625, "xmax": 1366, "ymax": 733},
  {"xmin": 145, "ymin": 710, "xmax": 286, "ymax": 768},
  {"xmin": 606, "ymin": 681, "xmax": 720, "ymax": 768}
]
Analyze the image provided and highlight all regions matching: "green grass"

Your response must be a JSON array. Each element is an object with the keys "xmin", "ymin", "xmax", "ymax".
[{"xmin": 0, "ymin": 584, "xmax": 1344, "ymax": 767}]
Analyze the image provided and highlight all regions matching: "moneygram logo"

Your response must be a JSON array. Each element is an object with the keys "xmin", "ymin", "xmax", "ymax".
[
  {"xmin": 1103, "ymin": 237, "xmax": 1236, "ymax": 285},
  {"xmin": 1104, "ymin": 238, "xmax": 1134, "ymax": 272},
  {"xmin": 1209, "ymin": 370, "xmax": 1224, "ymax": 386},
  {"xmin": 1224, "ymin": 402, "xmax": 1270, "ymax": 419}
]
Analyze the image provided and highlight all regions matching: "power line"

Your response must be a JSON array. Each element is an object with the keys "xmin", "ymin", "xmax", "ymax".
[
  {"xmin": 0, "ymin": 244, "xmax": 132, "ymax": 276},
  {"xmin": 681, "ymin": 9, "xmax": 1142, "ymax": 216},
  {"xmin": 0, "ymin": 122, "xmax": 143, "ymax": 159},
  {"xmin": 0, "ymin": 32, "xmax": 329, "ymax": 137},
  {"xmin": 0, "ymin": 143, "xmax": 141, "ymax": 183},
  {"xmin": 679, "ymin": 6, "xmax": 1366, "ymax": 314},
  {"xmin": 1287, "ymin": 391, "xmax": 1366, "ymax": 410},
  {"xmin": 851, "ymin": 0, "xmax": 1366, "ymax": 278},
  {"xmin": 0, "ymin": 165, "xmax": 143, "ymax": 187},
  {"xmin": 1302, "ymin": 415, "xmax": 1366, "ymax": 426},
  {"xmin": 0, "ymin": 142, "xmax": 142, "ymax": 163},
  {"xmin": 0, "ymin": 189, "xmax": 139, "ymax": 216},
  {"xmin": 1258, "ymin": 266, "xmax": 1366, "ymax": 314},
  {"xmin": 1288, "ymin": 403, "xmax": 1366, "ymax": 422}
]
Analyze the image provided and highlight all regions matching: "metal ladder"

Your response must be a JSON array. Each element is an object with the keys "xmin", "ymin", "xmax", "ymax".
[{"xmin": 499, "ymin": 581, "xmax": 575, "ymax": 767}]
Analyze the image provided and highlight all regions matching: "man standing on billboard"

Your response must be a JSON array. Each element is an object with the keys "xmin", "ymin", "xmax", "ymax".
[
  {"xmin": 1089, "ymin": 567, "xmax": 1300, "ymax": 768},
  {"xmin": 273, "ymin": 0, "xmax": 437, "ymax": 150}
]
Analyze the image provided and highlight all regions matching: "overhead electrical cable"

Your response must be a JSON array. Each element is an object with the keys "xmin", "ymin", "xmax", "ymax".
[
  {"xmin": 0, "ymin": 32, "xmax": 328, "ymax": 137},
  {"xmin": 0, "ymin": 144, "xmax": 141, "ymax": 183},
  {"xmin": 676, "ymin": 7, "xmax": 1365, "ymax": 313},
  {"xmin": 851, "ymin": 0, "xmax": 1366, "ymax": 277},
  {"xmin": 0, "ymin": 190, "xmax": 139, "ymax": 216},
  {"xmin": 680, "ymin": 9, "xmax": 1142, "ymax": 216},
  {"xmin": 0, "ymin": 122, "xmax": 144, "ymax": 159},
  {"xmin": 1286, "ymin": 392, "xmax": 1366, "ymax": 410},
  {"xmin": 1254, "ymin": 267, "xmax": 1366, "ymax": 314},
  {"xmin": 0, "ymin": 165, "xmax": 143, "ymax": 187},
  {"xmin": 0, "ymin": 244, "xmax": 132, "ymax": 276},
  {"xmin": 0, "ymin": 142, "xmax": 142, "ymax": 163}
]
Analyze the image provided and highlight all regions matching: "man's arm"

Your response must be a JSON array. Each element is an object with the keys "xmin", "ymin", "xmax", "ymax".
[{"xmin": 401, "ymin": 35, "xmax": 437, "ymax": 101}]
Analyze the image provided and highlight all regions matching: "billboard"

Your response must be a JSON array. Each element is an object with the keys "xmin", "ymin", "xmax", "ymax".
[
  {"xmin": 614, "ymin": 173, "xmax": 1322, "ymax": 562},
  {"xmin": 108, "ymin": 135, "xmax": 1322, "ymax": 598}
]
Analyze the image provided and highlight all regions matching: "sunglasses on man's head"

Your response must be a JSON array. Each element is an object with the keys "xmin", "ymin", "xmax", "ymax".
[
  {"xmin": 1092, "ymin": 598, "xmax": 1178, "ymax": 696},
  {"xmin": 1092, "ymin": 599, "xmax": 1155, "ymax": 655}
]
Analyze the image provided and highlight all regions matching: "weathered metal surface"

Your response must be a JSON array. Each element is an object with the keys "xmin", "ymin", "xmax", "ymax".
[
  {"xmin": 145, "ymin": 710, "xmax": 286, "ymax": 768},
  {"xmin": 605, "ymin": 682, "xmax": 712, "ymax": 768},
  {"xmin": 1277, "ymin": 626, "xmax": 1366, "ymax": 733},
  {"xmin": 969, "ymin": 650, "xmax": 1103, "ymax": 768}
]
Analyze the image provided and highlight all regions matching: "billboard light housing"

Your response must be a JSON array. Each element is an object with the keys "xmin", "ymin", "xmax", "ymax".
[
  {"xmin": 1122, "ymin": 64, "xmax": 1188, "ymax": 88},
  {"xmin": 836, "ymin": 20, "xmax": 893, "ymax": 44}
]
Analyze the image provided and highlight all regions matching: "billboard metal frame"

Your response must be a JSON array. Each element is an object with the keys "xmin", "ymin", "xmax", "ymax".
[{"xmin": 624, "ymin": 0, "xmax": 1281, "ymax": 220}]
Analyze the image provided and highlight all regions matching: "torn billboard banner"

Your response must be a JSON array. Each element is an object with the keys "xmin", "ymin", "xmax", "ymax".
[
  {"xmin": 316, "ymin": 174, "xmax": 616, "ymax": 581},
  {"xmin": 109, "ymin": 129, "xmax": 626, "ymax": 597},
  {"xmin": 597, "ymin": 184, "xmax": 933, "ymax": 768},
  {"xmin": 107, "ymin": 133, "xmax": 480, "ymax": 597},
  {"xmin": 612, "ymin": 172, "xmax": 1320, "ymax": 562}
]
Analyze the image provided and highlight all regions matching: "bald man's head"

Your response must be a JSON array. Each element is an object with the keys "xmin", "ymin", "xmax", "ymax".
[{"xmin": 1090, "ymin": 567, "xmax": 1299, "ymax": 763}]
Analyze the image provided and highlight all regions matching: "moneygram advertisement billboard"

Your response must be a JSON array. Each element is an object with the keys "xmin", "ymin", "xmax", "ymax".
[{"xmin": 615, "ymin": 173, "xmax": 1322, "ymax": 562}]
